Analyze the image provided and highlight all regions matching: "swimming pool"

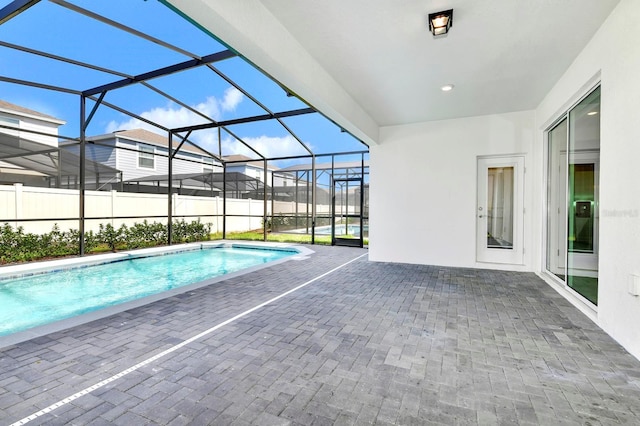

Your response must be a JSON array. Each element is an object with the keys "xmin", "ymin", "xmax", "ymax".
[
  {"xmin": 0, "ymin": 243, "xmax": 303, "ymax": 339},
  {"xmin": 288, "ymin": 224, "xmax": 368, "ymax": 237}
]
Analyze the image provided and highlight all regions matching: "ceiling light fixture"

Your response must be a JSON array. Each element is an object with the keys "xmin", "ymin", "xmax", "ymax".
[
  {"xmin": 587, "ymin": 111, "xmax": 598, "ymax": 116},
  {"xmin": 441, "ymin": 84, "xmax": 454, "ymax": 92},
  {"xmin": 429, "ymin": 9, "xmax": 453, "ymax": 37}
]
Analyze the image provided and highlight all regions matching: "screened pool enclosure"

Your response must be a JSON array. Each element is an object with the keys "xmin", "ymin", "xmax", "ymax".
[{"xmin": 0, "ymin": 0, "xmax": 369, "ymax": 253}]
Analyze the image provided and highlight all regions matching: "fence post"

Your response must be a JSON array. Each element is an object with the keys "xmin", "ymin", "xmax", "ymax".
[
  {"xmin": 111, "ymin": 190, "xmax": 117, "ymax": 227},
  {"xmin": 14, "ymin": 183, "xmax": 22, "ymax": 229},
  {"xmin": 215, "ymin": 196, "xmax": 220, "ymax": 234}
]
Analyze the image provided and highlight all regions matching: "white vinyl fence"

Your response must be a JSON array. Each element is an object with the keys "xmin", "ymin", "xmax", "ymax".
[{"xmin": 0, "ymin": 184, "xmax": 325, "ymax": 235}]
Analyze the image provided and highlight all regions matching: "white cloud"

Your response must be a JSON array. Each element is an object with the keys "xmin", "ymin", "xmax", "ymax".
[
  {"xmin": 221, "ymin": 135, "xmax": 311, "ymax": 159},
  {"xmin": 191, "ymin": 130, "xmax": 221, "ymax": 153},
  {"xmin": 103, "ymin": 90, "xmax": 316, "ymax": 159},
  {"xmin": 220, "ymin": 87, "xmax": 243, "ymax": 112},
  {"xmin": 104, "ymin": 89, "xmax": 244, "ymax": 136}
]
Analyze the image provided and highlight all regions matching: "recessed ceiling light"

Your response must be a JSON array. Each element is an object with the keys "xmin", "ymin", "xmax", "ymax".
[
  {"xmin": 441, "ymin": 84, "xmax": 454, "ymax": 92},
  {"xmin": 587, "ymin": 111, "xmax": 598, "ymax": 116}
]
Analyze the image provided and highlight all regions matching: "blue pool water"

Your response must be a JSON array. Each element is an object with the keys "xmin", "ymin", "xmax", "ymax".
[
  {"xmin": 0, "ymin": 246, "xmax": 295, "ymax": 336},
  {"xmin": 314, "ymin": 224, "xmax": 368, "ymax": 237},
  {"xmin": 288, "ymin": 224, "xmax": 368, "ymax": 237}
]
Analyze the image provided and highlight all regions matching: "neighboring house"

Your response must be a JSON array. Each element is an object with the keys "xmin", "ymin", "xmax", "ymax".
[
  {"xmin": 60, "ymin": 128, "xmax": 223, "ymax": 194},
  {"xmin": 224, "ymin": 154, "xmax": 309, "ymax": 201},
  {"xmin": 0, "ymin": 100, "xmax": 122, "ymax": 189},
  {"xmin": 0, "ymin": 99, "xmax": 65, "ymax": 186},
  {"xmin": 275, "ymin": 161, "xmax": 370, "ymax": 206},
  {"xmin": 0, "ymin": 99, "xmax": 64, "ymax": 148},
  {"xmin": 0, "ymin": 100, "xmax": 119, "ymax": 190},
  {"xmin": 61, "ymin": 131, "xmax": 300, "ymax": 198},
  {"xmin": 62, "ymin": 128, "xmax": 222, "ymax": 181},
  {"xmin": 224, "ymin": 154, "xmax": 295, "ymax": 187}
]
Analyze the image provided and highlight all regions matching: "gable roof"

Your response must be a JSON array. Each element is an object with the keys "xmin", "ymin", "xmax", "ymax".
[
  {"xmin": 224, "ymin": 154, "xmax": 255, "ymax": 162},
  {"xmin": 224, "ymin": 154, "xmax": 279, "ymax": 170},
  {"xmin": 0, "ymin": 99, "xmax": 65, "ymax": 125},
  {"xmin": 115, "ymin": 128, "xmax": 169, "ymax": 146},
  {"xmin": 87, "ymin": 128, "xmax": 214, "ymax": 157}
]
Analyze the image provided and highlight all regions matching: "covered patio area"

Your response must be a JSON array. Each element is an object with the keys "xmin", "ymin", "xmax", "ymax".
[{"xmin": 1, "ymin": 246, "xmax": 639, "ymax": 425}]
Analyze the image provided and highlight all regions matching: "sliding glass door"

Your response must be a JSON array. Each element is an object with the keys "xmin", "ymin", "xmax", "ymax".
[{"xmin": 546, "ymin": 86, "xmax": 600, "ymax": 305}]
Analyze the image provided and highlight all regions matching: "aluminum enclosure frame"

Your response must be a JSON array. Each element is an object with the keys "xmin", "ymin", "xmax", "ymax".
[{"xmin": 0, "ymin": 0, "xmax": 369, "ymax": 254}]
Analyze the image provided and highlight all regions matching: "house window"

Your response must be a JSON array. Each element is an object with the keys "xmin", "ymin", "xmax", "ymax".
[
  {"xmin": 203, "ymin": 157, "xmax": 215, "ymax": 172},
  {"xmin": 0, "ymin": 114, "xmax": 19, "ymax": 126},
  {"xmin": 138, "ymin": 144, "xmax": 155, "ymax": 169}
]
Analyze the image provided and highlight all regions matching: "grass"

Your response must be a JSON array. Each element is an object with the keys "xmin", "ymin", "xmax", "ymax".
[{"xmin": 211, "ymin": 231, "xmax": 368, "ymax": 246}]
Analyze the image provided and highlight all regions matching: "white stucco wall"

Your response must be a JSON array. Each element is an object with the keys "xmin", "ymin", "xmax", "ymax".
[
  {"xmin": 534, "ymin": 0, "xmax": 640, "ymax": 360},
  {"xmin": 370, "ymin": 110, "xmax": 535, "ymax": 270}
]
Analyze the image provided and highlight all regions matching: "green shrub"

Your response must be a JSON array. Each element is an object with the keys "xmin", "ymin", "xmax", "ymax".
[
  {"xmin": 98, "ymin": 223, "xmax": 125, "ymax": 252},
  {"xmin": 0, "ymin": 219, "xmax": 212, "ymax": 264},
  {"xmin": 127, "ymin": 220, "xmax": 162, "ymax": 249},
  {"xmin": 0, "ymin": 223, "xmax": 90, "ymax": 263},
  {"xmin": 170, "ymin": 219, "xmax": 211, "ymax": 243}
]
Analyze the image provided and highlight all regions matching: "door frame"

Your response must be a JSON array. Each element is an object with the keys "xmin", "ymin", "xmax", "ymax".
[
  {"xmin": 476, "ymin": 155, "xmax": 525, "ymax": 265},
  {"xmin": 331, "ymin": 177, "xmax": 364, "ymax": 248}
]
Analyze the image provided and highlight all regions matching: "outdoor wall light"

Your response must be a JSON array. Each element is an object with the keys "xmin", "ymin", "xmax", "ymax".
[{"xmin": 428, "ymin": 9, "xmax": 453, "ymax": 36}]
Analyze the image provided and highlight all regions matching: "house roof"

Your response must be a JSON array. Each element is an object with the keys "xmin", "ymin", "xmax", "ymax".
[
  {"xmin": 224, "ymin": 154, "xmax": 279, "ymax": 170},
  {"xmin": 86, "ymin": 128, "xmax": 215, "ymax": 158},
  {"xmin": 0, "ymin": 99, "xmax": 65, "ymax": 125},
  {"xmin": 224, "ymin": 154, "xmax": 255, "ymax": 162},
  {"xmin": 125, "ymin": 171, "xmax": 266, "ymax": 191},
  {"xmin": 115, "ymin": 129, "xmax": 168, "ymax": 146},
  {"xmin": 277, "ymin": 160, "xmax": 369, "ymax": 173}
]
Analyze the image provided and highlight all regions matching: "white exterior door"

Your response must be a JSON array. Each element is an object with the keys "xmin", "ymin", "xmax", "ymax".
[{"xmin": 476, "ymin": 156, "xmax": 525, "ymax": 264}]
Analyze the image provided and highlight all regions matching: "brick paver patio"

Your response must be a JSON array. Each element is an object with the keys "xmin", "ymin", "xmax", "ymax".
[{"xmin": 1, "ymin": 245, "xmax": 640, "ymax": 425}]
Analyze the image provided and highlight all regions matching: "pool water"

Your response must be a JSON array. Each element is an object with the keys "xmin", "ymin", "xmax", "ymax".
[
  {"xmin": 0, "ymin": 246, "xmax": 295, "ymax": 336},
  {"xmin": 290, "ymin": 224, "xmax": 368, "ymax": 237},
  {"xmin": 314, "ymin": 224, "xmax": 368, "ymax": 237}
]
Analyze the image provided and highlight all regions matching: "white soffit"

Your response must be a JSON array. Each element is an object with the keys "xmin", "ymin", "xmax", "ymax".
[{"xmin": 167, "ymin": 0, "xmax": 619, "ymax": 135}]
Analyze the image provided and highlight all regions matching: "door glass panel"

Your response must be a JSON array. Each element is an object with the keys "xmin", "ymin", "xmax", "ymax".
[
  {"xmin": 477, "ymin": 156, "xmax": 523, "ymax": 265},
  {"xmin": 486, "ymin": 167, "xmax": 514, "ymax": 249},
  {"xmin": 332, "ymin": 178, "xmax": 363, "ymax": 247},
  {"xmin": 546, "ymin": 119, "xmax": 567, "ymax": 279},
  {"xmin": 546, "ymin": 88, "xmax": 600, "ymax": 305},
  {"xmin": 567, "ymin": 87, "xmax": 600, "ymax": 304}
]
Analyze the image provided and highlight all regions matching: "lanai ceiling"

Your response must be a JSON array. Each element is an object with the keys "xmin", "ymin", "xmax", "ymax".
[{"xmin": 166, "ymin": 0, "xmax": 619, "ymax": 140}]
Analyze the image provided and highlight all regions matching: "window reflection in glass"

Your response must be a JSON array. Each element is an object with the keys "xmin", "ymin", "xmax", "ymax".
[{"xmin": 487, "ymin": 166, "xmax": 514, "ymax": 249}]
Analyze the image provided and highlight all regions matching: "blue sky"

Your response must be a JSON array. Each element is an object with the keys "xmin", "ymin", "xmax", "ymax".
[{"xmin": 0, "ymin": 0, "xmax": 367, "ymax": 164}]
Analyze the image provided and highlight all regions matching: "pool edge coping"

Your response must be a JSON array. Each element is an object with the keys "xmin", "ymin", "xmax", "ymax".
[
  {"xmin": 0, "ymin": 241, "xmax": 314, "ymax": 349},
  {"xmin": 0, "ymin": 241, "xmax": 314, "ymax": 280}
]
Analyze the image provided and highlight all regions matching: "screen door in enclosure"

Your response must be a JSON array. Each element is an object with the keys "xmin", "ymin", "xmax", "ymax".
[
  {"xmin": 476, "ymin": 156, "xmax": 524, "ymax": 264},
  {"xmin": 332, "ymin": 178, "xmax": 364, "ymax": 247}
]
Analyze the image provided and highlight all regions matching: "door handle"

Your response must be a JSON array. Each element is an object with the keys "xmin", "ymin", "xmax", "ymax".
[{"xmin": 478, "ymin": 215, "xmax": 484, "ymax": 218}]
